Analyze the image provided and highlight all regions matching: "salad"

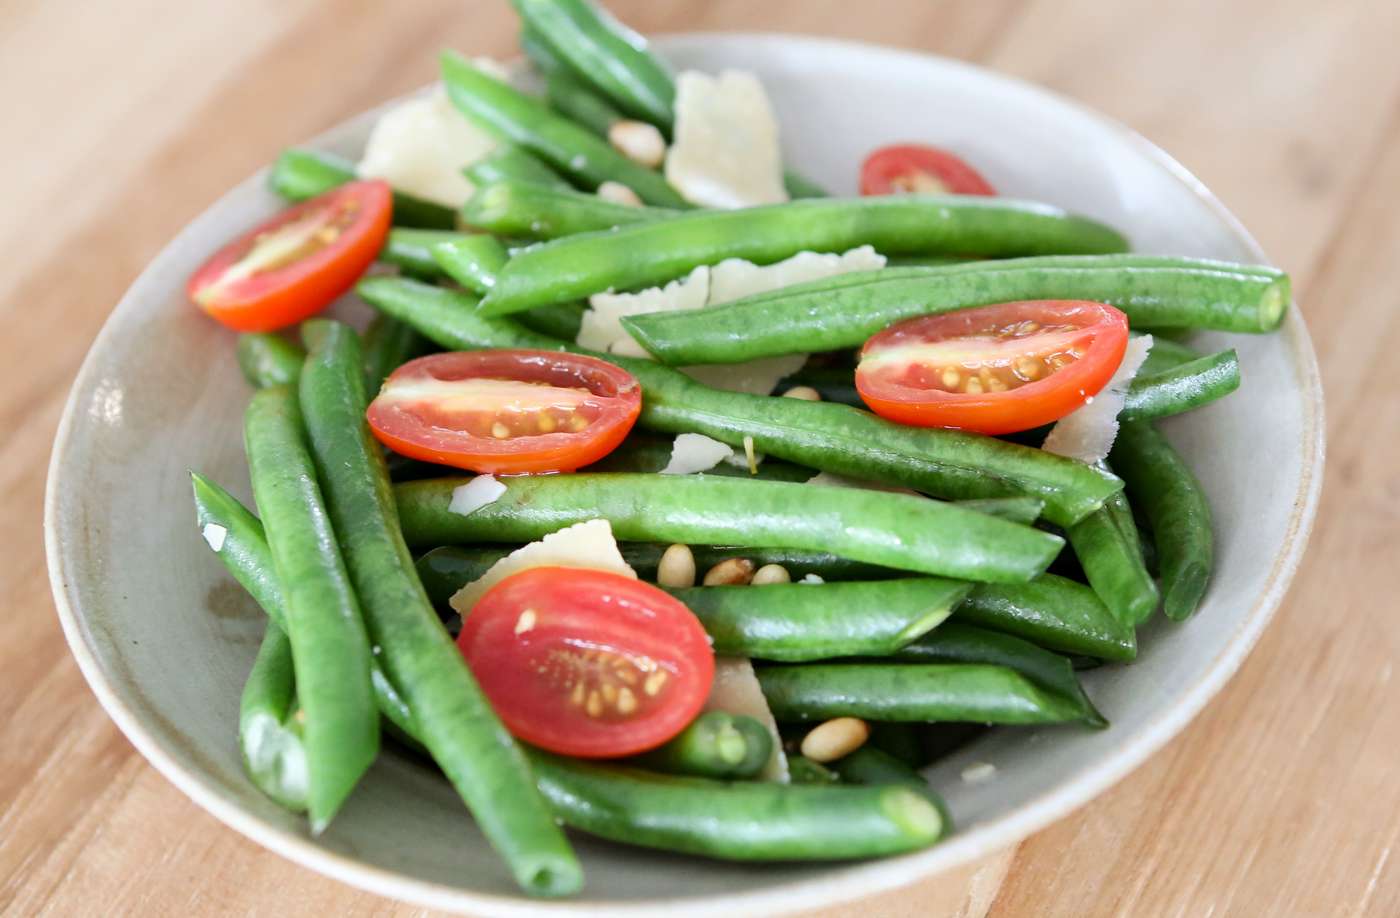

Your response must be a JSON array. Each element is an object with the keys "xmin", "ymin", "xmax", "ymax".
[{"xmin": 187, "ymin": 0, "xmax": 1289, "ymax": 899}]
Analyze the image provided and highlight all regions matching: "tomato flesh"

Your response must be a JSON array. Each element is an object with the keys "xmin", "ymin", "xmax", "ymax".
[
  {"xmin": 856, "ymin": 301, "xmax": 1129, "ymax": 435},
  {"xmin": 367, "ymin": 350, "xmax": 641, "ymax": 474},
  {"xmin": 188, "ymin": 180, "xmax": 391, "ymax": 332},
  {"xmin": 457, "ymin": 567, "xmax": 714, "ymax": 758},
  {"xmin": 860, "ymin": 144, "xmax": 996, "ymax": 196}
]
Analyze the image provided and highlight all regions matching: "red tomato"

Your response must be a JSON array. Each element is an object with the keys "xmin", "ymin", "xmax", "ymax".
[
  {"xmin": 856, "ymin": 300, "xmax": 1129, "ymax": 435},
  {"xmin": 457, "ymin": 566, "xmax": 715, "ymax": 758},
  {"xmin": 187, "ymin": 181, "xmax": 391, "ymax": 332},
  {"xmin": 859, "ymin": 144, "xmax": 996, "ymax": 196},
  {"xmin": 367, "ymin": 350, "xmax": 641, "ymax": 474}
]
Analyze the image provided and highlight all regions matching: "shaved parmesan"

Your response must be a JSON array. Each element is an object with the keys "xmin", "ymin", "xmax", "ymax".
[
  {"xmin": 579, "ymin": 247, "xmax": 885, "ymax": 396},
  {"xmin": 448, "ymin": 475, "xmax": 506, "ymax": 517},
  {"xmin": 665, "ymin": 70, "xmax": 787, "ymax": 209},
  {"xmin": 1042, "ymin": 335, "xmax": 1154, "ymax": 464},
  {"xmin": 357, "ymin": 85, "xmax": 497, "ymax": 208},
  {"xmin": 449, "ymin": 519, "xmax": 635, "ymax": 615},
  {"xmin": 800, "ymin": 573, "xmax": 825, "ymax": 585},
  {"xmin": 201, "ymin": 523, "xmax": 227, "ymax": 553},
  {"xmin": 660, "ymin": 433, "xmax": 734, "ymax": 475},
  {"xmin": 703, "ymin": 657, "xmax": 789, "ymax": 782}
]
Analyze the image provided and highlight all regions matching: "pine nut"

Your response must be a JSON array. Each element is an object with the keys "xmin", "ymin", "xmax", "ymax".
[
  {"xmin": 608, "ymin": 119, "xmax": 667, "ymax": 168},
  {"xmin": 657, "ymin": 543, "xmax": 696, "ymax": 588},
  {"xmin": 703, "ymin": 557, "xmax": 754, "ymax": 586},
  {"xmin": 799, "ymin": 717, "xmax": 870, "ymax": 763},
  {"xmin": 750, "ymin": 563, "xmax": 791, "ymax": 585},
  {"xmin": 597, "ymin": 180, "xmax": 643, "ymax": 207},
  {"xmin": 781, "ymin": 385, "xmax": 821, "ymax": 401}
]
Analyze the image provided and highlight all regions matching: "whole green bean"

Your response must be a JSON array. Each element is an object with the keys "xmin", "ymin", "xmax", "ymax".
[
  {"xmin": 757, "ymin": 663, "xmax": 1090, "ymax": 725},
  {"xmin": 1122, "ymin": 349, "xmax": 1241, "ymax": 421},
  {"xmin": 954, "ymin": 573, "xmax": 1137, "ymax": 662},
  {"xmin": 1110, "ymin": 421, "xmax": 1214, "ymax": 620},
  {"xmin": 893, "ymin": 622, "xmax": 1105, "ymax": 726},
  {"xmin": 239, "ymin": 621, "xmax": 308, "ymax": 812},
  {"xmin": 297, "ymin": 319, "xmax": 581, "ymax": 896},
  {"xmin": 237, "ymin": 334, "xmax": 304, "ymax": 389},
  {"xmin": 441, "ymin": 51, "xmax": 687, "ymax": 208},
  {"xmin": 268, "ymin": 148, "xmax": 456, "ymax": 229},
  {"xmin": 482, "ymin": 198, "xmax": 1129, "ymax": 316},
  {"xmin": 783, "ymin": 170, "xmax": 830, "ymax": 199},
  {"xmin": 623, "ymin": 255, "xmax": 1289, "ymax": 365},
  {"xmin": 528, "ymin": 751, "xmax": 947, "ymax": 859},
  {"xmin": 191, "ymin": 473, "xmax": 419, "ymax": 737},
  {"xmin": 788, "ymin": 756, "xmax": 842, "ymax": 785},
  {"xmin": 630, "ymin": 711, "xmax": 772, "ymax": 779},
  {"xmin": 462, "ymin": 143, "xmax": 570, "ymax": 190},
  {"xmin": 1137, "ymin": 334, "xmax": 1202, "ymax": 376},
  {"xmin": 242, "ymin": 385, "xmax": 378, "ymax": 832},
  {"xmin": 361, "ymin": 315, "xmax": 428, "ymax": 394},
  {"xmin": 519, "ymin": 23, "xmax": 568, "ymax": 75},
  {"xmin": 381, "ymin": 228, "xmax": 464, "ymax": 279},
  {"xmin": 952, "ymin": 497, "xmax": 1046, "ymax": 525},
  {"xmin": 867, "ymin": 722, "xmax": 924, "ymax": 767},
  {"xmin": 395, "ymin": 473, "xmax": 1063, "ymax": 583},
  {"xmin": 459, "ymin": 178, "xmax": 672, "ymax": 239},
  {"xmin": 1066, "ymin": 486, "xmax": 1159, "ymax": 627},
  {"xmin": 511, "ymin": 0, "xmax": 676, "ymax": 127},
  {"xmin": 668, "ymin": 578, "xmax": 969, "ymax": 661},
  {"xmin": 431, "ymin": 233, "xmax": 510, "ymax": 294},
  {"xmin": 358, "ymin": 277, "xmax": 1123, "ymax": 526},
  {"xmin": 516, "ymin": 301, "xmax": 586, "ymax": 340}
]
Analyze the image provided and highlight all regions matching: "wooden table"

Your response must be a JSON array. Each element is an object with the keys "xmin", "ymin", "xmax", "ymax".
[{"xmin": 4, "ymin": 0, "xmax": 1396, "ymax": 914}]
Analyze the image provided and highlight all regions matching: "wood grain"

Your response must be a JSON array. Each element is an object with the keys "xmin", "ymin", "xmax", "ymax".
[{"xmin": 2, "ymin": 0, "xmax": 1395, "ymax": 915}]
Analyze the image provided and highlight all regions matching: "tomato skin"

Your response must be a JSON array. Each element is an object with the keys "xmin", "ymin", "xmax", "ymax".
[
  {"xmin": 856, "ymin": 300, "xmax": 1129, "ymax": 435},
  {"xmin": 367, "ymin": 350, "xmax": 642, "ymax": 474},
  {"xmin": 187, "ymin": 180, "xmax": 391, "ymax": 332},
  {"xmin": 860, "ymin": 144, "xmax": 996, "ymax": 196},
  {"xmin": 457, "ymin": 567, "xmax": 714, "ymax": 758}
]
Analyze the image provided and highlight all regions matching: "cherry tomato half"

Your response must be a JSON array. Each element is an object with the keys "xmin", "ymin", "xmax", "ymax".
[
  {"xmin": 859, "ymin": 144, "xmax": 996, "ymax": 196},
  {"xmin": 187, "ymin": 180, "xmax": 391, "ymax": 332},
  {"xmin": 855, "ymin": 300, "xmax": 1129, "ymax": 435},
  {"xmin": 457, "ymin": 566, "xmax": 715, "ymax": 758},
  {"xmin": 367, "ymin": 349, "xmax": 641, "ymax": 474}
]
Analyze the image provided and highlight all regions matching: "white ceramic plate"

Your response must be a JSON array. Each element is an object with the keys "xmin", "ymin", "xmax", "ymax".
[{"xmin": 45, "ymin": 33, "xmax": 1323, "ymax": 917}]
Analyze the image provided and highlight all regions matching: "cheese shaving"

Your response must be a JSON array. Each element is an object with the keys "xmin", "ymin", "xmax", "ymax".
[
  {"xmin": 660, "ymin": 433, "xmax": 734, "ymax": 475},
  {"xmin": 1041, "ymin": 335, "xmax": 1154, "ymax": 464},
  {"xmin": 447, "ymin": 475, "xmax": 506, "ymax": 517},
  {"xmin": 448, "ymin": 519, "xmax": 635, "ymax": 615}
]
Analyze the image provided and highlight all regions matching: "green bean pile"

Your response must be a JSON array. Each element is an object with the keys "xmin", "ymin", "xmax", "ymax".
[{"xmin": 193, "ymin": 0, "xmax": 1289, "ymax": 898}]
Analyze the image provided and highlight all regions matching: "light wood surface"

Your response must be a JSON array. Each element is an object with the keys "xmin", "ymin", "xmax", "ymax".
[{"xmin": 3, "ymin": 1, "xmax": 1396, "ymax": 915}]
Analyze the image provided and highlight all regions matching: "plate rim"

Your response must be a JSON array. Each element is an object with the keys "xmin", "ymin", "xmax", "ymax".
[{"xmin": 43, "ymin": 31, "xmax": 1325, "ymax": 917}]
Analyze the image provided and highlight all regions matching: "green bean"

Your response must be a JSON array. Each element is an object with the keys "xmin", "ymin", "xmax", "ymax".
[
  {"xmin": 1066, "ymin": 487, "xmax": 1159, "ymax": 627},
  {"xmin": 1122, "ymin": 349, "xmax": 1241, "ymax": 421},
  {"xmin": 829, "ymin": 746, "xmax": 936, "ymax": 797},
  {"xmin": 460, "ymin": 178, "xmax": 672, "ymax": 239},
  {"xmin": 953, "ymin": 497, "xmax": 1045, "ymax": 525},
  {"xmin": 395, "ymin": 473, "xmax": 1063, "ymax": 583},
  {"xmin": 241, "ymin": 385, "xmax": 378, "ymax": 832},
  {"xmin": 529, "ymin": 750, "xmax": 946, "ymax": 859},
  {"xmin": 482, "ymin": 199, "xmax": 1129, "ymax": 316},
  {"xmin": 441, "ymin": 51, "xmax": 687, "ymax": 208},
  {"xmin": 622, "ymin": 255, "xmax": 1289, "ymax": 365},
  {"xmin": 238, "ymin": 621, "xmax": 308, "ymax": 812},
  {"xmin": 893, "ymin": 622, "xmax": 1105, "ymax": 726},
  {"xmin": 358, "ymin": 277, "xmax": 1124, "ymax": 526},
  {"xmin": 380, "ymin": 228, "xmax": 464, "ymax": 279},
  {"xmin": 519, "ymin": 23, "xmax": 568, "ymax": 75},
  {"xmin": 546, "ymin": 70, "xmax": 625, "ymax": 136},
  {"xmin": 783, "ymin": 170, "xmax": 830, "ymax": 199},
  {"xmin": 867, "ymin": 722, "xmax": 924, "ymax": 767},
  {"xmin": 788, "ymin": 756, "xmax": 842, "ymax": 785},
  {"xmin": 629, "ymin": 711, "xmax": 772, "ymax": 779},
  {"xmin": 516, "ymin": 301, "xmax": 586, "ymax": 340},
  {"xmin": 191, "ymin": 473, "xmax": 419, "ymax": 737},
  {"xmin": 237, "ymin": 334, "xmax": 304, "ymax": 389},
  {"xmin": 297, "ymin": 319, "xmax": 581, "ymax": 896},
  {"xmin": 586, "ymin": 433, "xmax": 815, "ymax": 481},
  {"xmin": 268, "ymin": 148, "xmax": 456, "ymax": 229},
  {"xmin": 431, "ymin": 233, "xmax": 510, "ymax": 295},
  {"xmin": 883, "ymin": 254, "xmax": 973, "ymax": 268},
  {"xmin": 758, "ymin": 663, "xmax": 1089, "ymax": 725},
  {"xmin": 954, "ymin": 573, "xmax": 1137, "ymax": 662},
  {"xmin": 462, "ymin": 143, "xmax": 570, "ymax": 191},
  {"xmin": 1110, "ymin": 421, "xmax": 1213, "ymax": 620},
  {"xmin": 361, "ymin": 315, "xmax": 428, "ymax": 394},
  {"xmin": 668, "ymin": 578, "xmax": 969, "ymax": 661},
  {"xmin": 511, "ymin": 0, "xmax": 676, "ymax": 128}
]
